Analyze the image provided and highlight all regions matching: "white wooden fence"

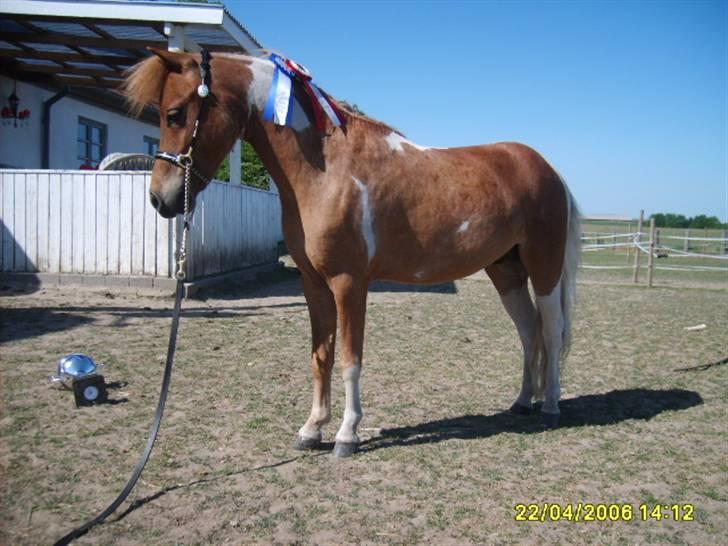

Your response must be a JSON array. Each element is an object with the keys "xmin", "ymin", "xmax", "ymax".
[{"xmin": 0, "ymin": 170, "xmax": 283, "ymax": 281}]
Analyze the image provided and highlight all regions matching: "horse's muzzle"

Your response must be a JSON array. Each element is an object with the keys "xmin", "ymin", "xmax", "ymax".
[{"xmin": 149, "ymin": 190, "xmax": 182, "ymax": 219}]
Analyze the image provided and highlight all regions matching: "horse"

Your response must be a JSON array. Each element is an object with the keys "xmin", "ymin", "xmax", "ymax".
[{"xmin": 124, "ymin": 49, "xmax": 580, "ymax": 457}]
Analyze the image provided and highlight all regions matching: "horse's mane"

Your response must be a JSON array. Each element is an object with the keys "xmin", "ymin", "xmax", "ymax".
[
  {"xmin": 123, "ymin": 55, "xmax": 169, "ymax": 116},
  {"xmin": 123, "ymin": 52, "xmax": 404, "ymax": 136},
  {"xmin": 335, "ymin": 103, "xmax": 403, "ymax": 136}
]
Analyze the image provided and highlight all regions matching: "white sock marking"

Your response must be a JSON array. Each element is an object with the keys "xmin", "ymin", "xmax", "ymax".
[
  {"xmin": 352, "ymin": 176, "xmax": 376, "ymax": 263},
  {"xmin": 335, "ymin": 363, "xmax": 362, "ymax": 444},
  {"xmin": 535, "ymin": 284, "xmax": 564, "ymax": 415}
]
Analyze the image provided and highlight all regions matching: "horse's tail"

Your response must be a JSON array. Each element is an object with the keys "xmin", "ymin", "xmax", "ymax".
[
  {"xmin": 529, "ymin": 178, "xmax": 580, "ymax": 399},
  {"xmin": 559, "ymin": 182, "xmax": 581, "ymax": 362}
]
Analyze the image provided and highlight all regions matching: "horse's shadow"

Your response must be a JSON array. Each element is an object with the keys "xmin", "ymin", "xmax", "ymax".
[{"xmin": 360, "ymin": 388, "xmax": 703, "ymax": 452}]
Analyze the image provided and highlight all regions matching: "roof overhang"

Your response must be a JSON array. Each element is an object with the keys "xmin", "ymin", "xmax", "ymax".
[{"xmin": 0, "ymin": 0, "xmax": 262, "ymax": 89}]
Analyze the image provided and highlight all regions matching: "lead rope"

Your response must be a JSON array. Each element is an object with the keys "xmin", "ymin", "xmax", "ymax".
[{"xmin": 54, "ymin": 170, "xmax": 192, "ymax": 546}]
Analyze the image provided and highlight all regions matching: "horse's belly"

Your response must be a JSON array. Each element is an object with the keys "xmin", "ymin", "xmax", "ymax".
[{"xmin": 375, "ymin": 234, "xmax": 515, "ymax": 284}]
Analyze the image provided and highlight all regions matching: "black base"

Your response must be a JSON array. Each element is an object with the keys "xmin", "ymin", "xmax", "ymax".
[{"xmin": 73, "ymin": 375, "xmax": 108, "ymax": 407}]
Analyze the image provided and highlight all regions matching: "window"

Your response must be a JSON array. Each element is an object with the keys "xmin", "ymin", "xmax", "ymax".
[
  {"xmin": 77, "ymin": 117, "xmax": 107, "ymax": 168},
  {"xmin": 144, "ymin": 136, "xmax": 159, "ymax": 156}
]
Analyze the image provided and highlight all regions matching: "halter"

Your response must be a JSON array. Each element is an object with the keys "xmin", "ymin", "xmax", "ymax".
[{"xmin": 153, "ymin": 49, "xmax": 212, "ymax": 279}]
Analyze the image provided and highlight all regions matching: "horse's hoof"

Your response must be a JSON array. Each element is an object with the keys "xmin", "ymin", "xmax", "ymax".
[
  {"xmin": 293, "ymin": 435, "xmax": 321, "ymax": 451},
  {"xmin": 542, "ymin": 412, "xmax": 560, "ymax": 429},
  {"xmin": 332, "ymin": 441, "xmax": 359, "ymax": 458},
  {"xmin": 509, "ymin": 402, "xmax": 532, "ymax": 416}
]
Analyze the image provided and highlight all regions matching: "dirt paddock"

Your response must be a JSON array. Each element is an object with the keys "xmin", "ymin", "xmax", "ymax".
[{"xmin": 1, "ymin": 267, "xmax": 726, "ymax": 545}]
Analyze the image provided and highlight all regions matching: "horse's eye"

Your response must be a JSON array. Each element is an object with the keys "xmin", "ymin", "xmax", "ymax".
[{"xmin": 166, "ymin": 107, "xmax": 185, "ymax": 128}]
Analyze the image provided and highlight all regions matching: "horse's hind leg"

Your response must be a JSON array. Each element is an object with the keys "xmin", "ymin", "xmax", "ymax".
[
  {"xmin": 295, "ymin": 272, "xmax": 337, "ymax": 450},
  {"xmin": 533, "ymin": 283, "xmax": 563, "ymax": 427},
  {"xmin": 486, "ymin": 253, "xmax": 538, "ymax": 414}
]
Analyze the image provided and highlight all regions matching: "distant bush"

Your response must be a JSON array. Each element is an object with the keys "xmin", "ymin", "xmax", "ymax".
[
  {"xmin": 215, "ymin": 142, "xmax": 270, "ymax": 190},
  {"xmin": 650, "ymin": 213, "xmax": 726, "ymax": 229}
]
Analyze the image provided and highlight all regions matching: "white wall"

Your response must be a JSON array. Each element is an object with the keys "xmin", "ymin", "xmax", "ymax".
[
  {"xmin": 0, "ymin": 78, "xmax": 45, "ymax": 168},
  {"xmin": 0, "ymin": 76, "xmax": 158, "ymax": 169},
  {"xmin": 1, "ymin": 170, "xmax": 283, "ymax": 279}
]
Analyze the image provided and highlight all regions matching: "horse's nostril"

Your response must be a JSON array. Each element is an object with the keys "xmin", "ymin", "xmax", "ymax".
[{"xmin": 149, "ymin": 191, "xmax": 160, "ymax": 211}]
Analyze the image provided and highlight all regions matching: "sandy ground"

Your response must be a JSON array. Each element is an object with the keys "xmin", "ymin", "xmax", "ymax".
[{"xmin": 1, "ymin": 268, "xmax": 726, "ymax": 545}]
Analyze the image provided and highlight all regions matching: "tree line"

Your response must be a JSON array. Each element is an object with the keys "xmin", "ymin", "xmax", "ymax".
[{"xmin": 650, "ymin": 213, "xmax": 726, "ymax": 230}]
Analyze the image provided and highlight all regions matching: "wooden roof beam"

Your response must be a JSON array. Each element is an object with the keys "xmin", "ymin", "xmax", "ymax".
[
  {"xmin": 0, "ymin": 48, "xmax": 138, "ymax": 66},
  {"xmin": 2, "ymin": 31, "xmax": 242, "ymax": 52}
]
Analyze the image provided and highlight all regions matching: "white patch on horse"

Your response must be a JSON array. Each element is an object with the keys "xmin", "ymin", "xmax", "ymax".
[
  {"xmin": 457, "ymin": 220, "xmax": 470, "ymax": 233},
  {"xmin": 414, "ymin": 270, "xmax": 426, "ymax": 280},
  {"xmin": 385, "ymin": 132, "xmax": 429, "ymax": 153},
  {"xmin": 246, "ymin": 57, "xmax": 274, "ymax": 118},
  {"xmin": 352, "ymin": 176, "xmax": 376, "ymax": 263},
  {"xmin": 246, "ymin": 57, "xmax": 309, "ymax": 131},
  {"xmin": 335, "ymin": 362, "xmax": 363, "ymax": 444}
]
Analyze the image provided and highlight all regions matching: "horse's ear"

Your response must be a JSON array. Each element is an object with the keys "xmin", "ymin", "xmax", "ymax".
[{"xmin": 148, "ymin": 48, "xmax": 189, "ymax": 73}]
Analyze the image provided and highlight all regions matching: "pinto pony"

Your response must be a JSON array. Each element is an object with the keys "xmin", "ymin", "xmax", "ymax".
[{"xmin": 124, "ymin": 50, "xmax": 580, "ymax": 457}]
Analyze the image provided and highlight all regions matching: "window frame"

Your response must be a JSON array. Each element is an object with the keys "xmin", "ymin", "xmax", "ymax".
[
  {"xmin": 77, "ymin": 116, "xmax": 107, "ymax": 168},
  {"xmin": 143, "ymin": 136, "xmax": 160, "ymax": 156}
]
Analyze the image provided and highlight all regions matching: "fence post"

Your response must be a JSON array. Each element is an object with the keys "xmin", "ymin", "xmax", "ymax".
[
  {"xmin": 647, "ymin": 218, "xmax": 656, "ymax": 288},
  {"xmin": 627, "ymin": 222, "xmax": 632, "ymax": 261},
  {"xmin": 632, "ymin": 210, "xmax": 644, "ymax": 283},
  {"xmin": 684, "ymin": 228, "xmax": 689, "ymax": 252},
  {"xmin": 724, "ymin": 229, "xmax": 728, "ymax": 255}
]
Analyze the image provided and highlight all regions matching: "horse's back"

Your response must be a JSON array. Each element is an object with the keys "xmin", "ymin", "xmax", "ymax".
[{"xmin": 368, "ymin": 141, "xmax": 569, "ymax": 284}]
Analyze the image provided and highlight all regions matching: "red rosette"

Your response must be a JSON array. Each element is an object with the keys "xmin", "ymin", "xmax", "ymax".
[{"xmin": 286, "ymin": 59, "xmax": 312, "ymax": 81}]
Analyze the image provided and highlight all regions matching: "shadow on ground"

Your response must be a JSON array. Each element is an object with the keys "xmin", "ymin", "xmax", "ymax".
[
  {"xmin": 54, "ymin": 387, "xmax": 702, "ymax": 537},
  {"xmin": 192, "ymin": 264, "xmax": 457, "ymax": 301},
  {"xmin": 360, "ymin": 388, "xmax": 704, "ymax": 452},
  {"xmin": 0, "ymin": 304, "xmax": 304, "ymax": 343}
]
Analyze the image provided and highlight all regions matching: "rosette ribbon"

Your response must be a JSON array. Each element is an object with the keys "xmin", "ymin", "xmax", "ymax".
[{"xmin": 263, "ymin": 53, "xmax": 344, "ymax": 130}]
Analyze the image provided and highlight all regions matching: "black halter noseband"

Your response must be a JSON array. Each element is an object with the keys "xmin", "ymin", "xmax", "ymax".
[{"xmin": 154, "ymin": 49, "xmax": 213, "ymax": 185}]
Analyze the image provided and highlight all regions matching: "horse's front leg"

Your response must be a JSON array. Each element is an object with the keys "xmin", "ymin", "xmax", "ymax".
[
  {"xmin": 295, "ymin": 273, "xmax": 337, "ymax": 450},
  {"xmin": 330, "ymin": 274, "xmax": 368, "ymax": 458}
]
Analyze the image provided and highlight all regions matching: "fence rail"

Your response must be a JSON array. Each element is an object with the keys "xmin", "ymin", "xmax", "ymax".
[
  {"xmin": 580, "ymin": 218, "xmax": 728, "ymax": 287},
  {"xmin": 0, "ymin": 170, "xmax": 283, "ymax": 280}
]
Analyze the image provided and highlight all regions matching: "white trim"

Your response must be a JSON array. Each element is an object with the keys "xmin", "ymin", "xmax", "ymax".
[
  {"xmin": 2, "ymin": 0, "xmax": 225, "ymax": 25},
  {"xmin": 222, "ymin": 11, "xmax": 263, "ymax": 55}
]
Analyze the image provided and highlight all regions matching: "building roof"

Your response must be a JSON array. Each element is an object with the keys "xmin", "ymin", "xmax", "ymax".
[{"xmin": 0, "ymin": 0, "xmax": 263, "ymax": 89}]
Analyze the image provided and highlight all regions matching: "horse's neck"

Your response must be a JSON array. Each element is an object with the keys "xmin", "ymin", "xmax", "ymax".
[
  {"xmin": 241, "ymin": 59, "xmax": 333, "ymax": 207},
  {"xmin": 244, "ymin": 116, "xmax": 327, "ymax": 209}
]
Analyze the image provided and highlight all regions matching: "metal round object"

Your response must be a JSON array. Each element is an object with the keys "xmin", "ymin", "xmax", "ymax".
[{"xmin": 52, "ymin": 354, "xmax": 99, "ymax": 387}]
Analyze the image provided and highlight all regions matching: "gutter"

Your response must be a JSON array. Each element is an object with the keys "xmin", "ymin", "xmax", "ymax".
[{"xmin": 42, "ymin": 86, "xmax": 68, "ymax": 169}]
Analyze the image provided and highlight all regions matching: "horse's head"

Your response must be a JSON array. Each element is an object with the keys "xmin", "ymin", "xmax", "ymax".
[{"xmin": 124, "ymin": 49, "xmax": 248, "ymax": 218}]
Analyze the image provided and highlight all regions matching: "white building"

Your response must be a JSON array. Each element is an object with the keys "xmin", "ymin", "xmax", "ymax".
[
  {"xmin": 1, "ymin": 0, "xmax": 260, "ymax": 174},
  {"xmin": 0, "ymin": 0, "xmax": 284, "ymax": 289}
]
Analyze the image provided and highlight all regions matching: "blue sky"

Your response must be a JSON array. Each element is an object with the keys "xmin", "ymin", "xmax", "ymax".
[{"xmin": 229, "ymin": 0, "xmax": 727, "ymax": 221}]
